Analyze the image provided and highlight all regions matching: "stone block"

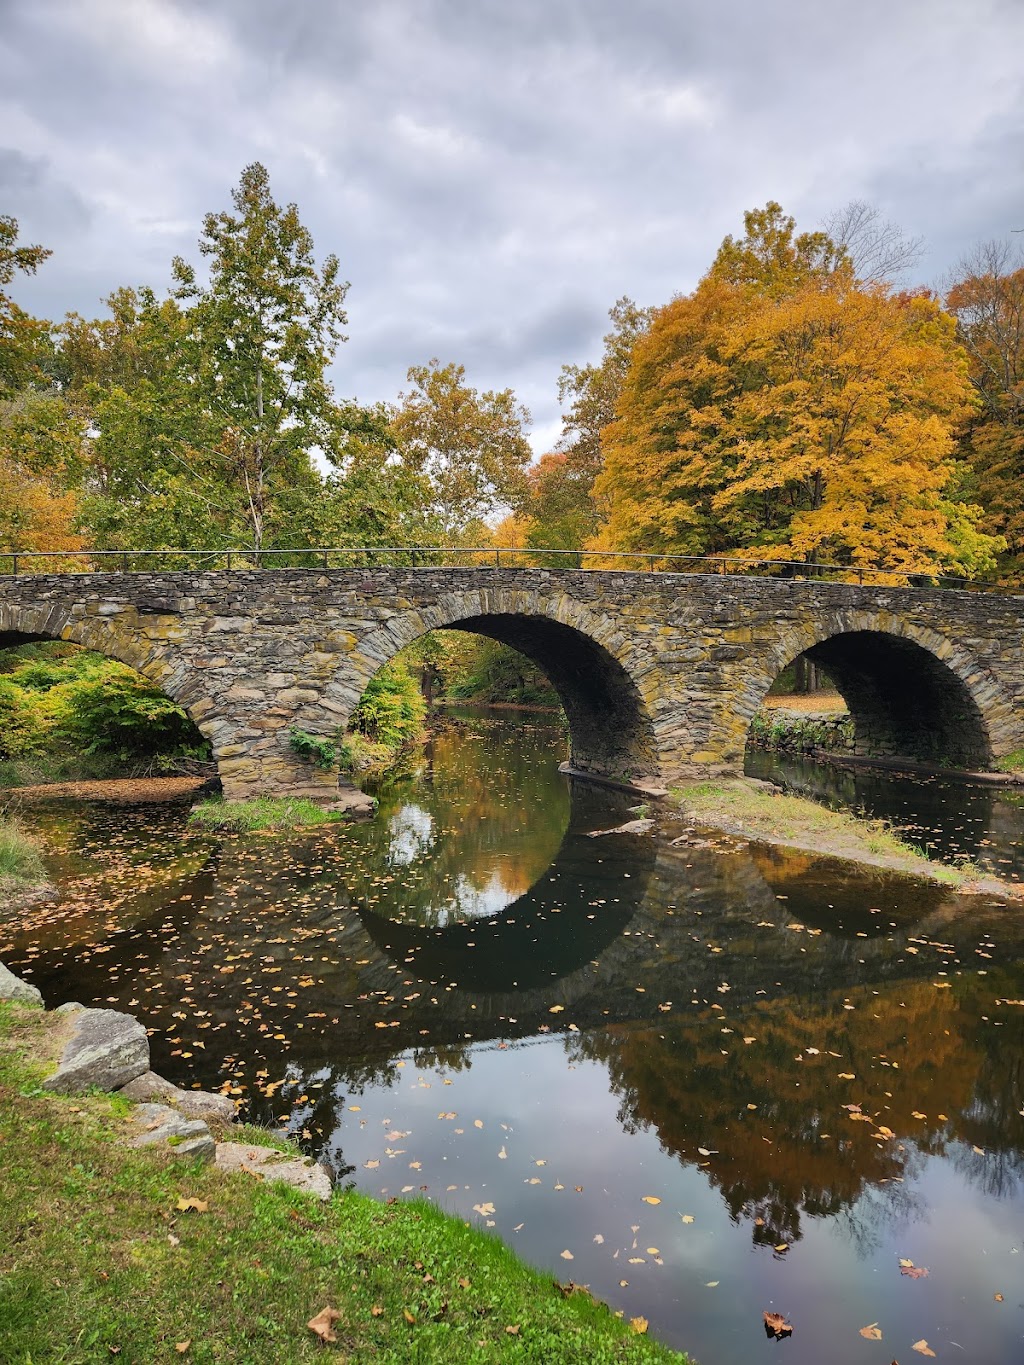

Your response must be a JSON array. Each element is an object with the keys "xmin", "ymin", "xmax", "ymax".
[
  {"xmin": 215, "ymin": 1142, "xmax": 333, "ymax": 1200},
  {"xmin": 0, "ymin": 962, "xmax": 43, "ymax": 1007},
  {"xmin": 42, "ymin": 1008, "xmax": 150, "ymax": 1094}
]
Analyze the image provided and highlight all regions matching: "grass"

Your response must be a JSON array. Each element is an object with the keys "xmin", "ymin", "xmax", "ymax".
[
  {"xmin": 0, "ymin": 1005, "xmax": 688, "ymax": 1364},
  {"xmin": 671, "ymin": 778, "xmax": 994, "ymax": 889},
  {"xmin": 0, "ymin": 809, "xmax": 46, "ymax": 893},
  {"xmin": 187, "ymin": 796, "xmax": 350, "ymax": 832},
  {"xmin": 995, "ymin": 747, "xmax": 1024, "ymax": 773}
]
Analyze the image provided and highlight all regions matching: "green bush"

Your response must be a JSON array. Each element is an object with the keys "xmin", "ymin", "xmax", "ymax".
[
  {"xmin": 0, "ymin": 643, "xmax": 210, "ymax": 774},
  {"xmin": 350, "ymin": 659, "xmax": 426, "ymax": 749}
]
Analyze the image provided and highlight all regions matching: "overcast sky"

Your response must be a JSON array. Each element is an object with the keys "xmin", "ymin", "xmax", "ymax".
[{"xmin": 3, "ymin": 0, "xmax": 1023, "ymax": 453}]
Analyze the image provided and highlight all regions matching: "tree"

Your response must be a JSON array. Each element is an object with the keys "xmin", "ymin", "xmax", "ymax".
[
  {"xmin": 593, "ymin": 204, "xmax": 998, "ymax": 577},
  {"xmin": 390, "ymin": 359, "xmax": 532, "ymax": 541},
  {"xmin": 170, "ymin": 162, "xmax": 350, "ymax": 556},
  {"xmin": 823, "ymin": 200, "xmax": 925, "ymax": 284},
  {"xmin": 0, "ymin": 215, "xmax": 52, "ymax": 397},
  {"xmin": 946, "ymin": 241, "xmax": 1024, "ymax": 570}
]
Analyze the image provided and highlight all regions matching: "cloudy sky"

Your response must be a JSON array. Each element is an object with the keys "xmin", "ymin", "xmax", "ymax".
[{"xmin": 3, "ymin": 0, "xmax": 1023, "ymax": 452}]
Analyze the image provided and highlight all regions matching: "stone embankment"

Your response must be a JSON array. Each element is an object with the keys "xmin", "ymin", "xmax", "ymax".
[{"xmin": 0, "ymin": 963, "xmax": 333, "ymax": 1200}]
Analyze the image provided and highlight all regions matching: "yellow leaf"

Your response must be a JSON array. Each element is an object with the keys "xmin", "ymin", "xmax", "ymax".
[
  {"xmin": 641, "ymin": 1196, "xmax": 661, "ymax": 1205},
  {"xmin": 560, "ymin": 1249, "xmax": 574, "ymax": 1260},
  {"xmin": 175, "ymin": 1345, "xmax": 191, "ymax": 1356},
  {"xmin": 403, "ymin": 1309, "xmax": 417, "ymax": 1325},
  {"xmin": 913, "ymin": 1340, "xmax": 937, "ymax": 1357},
  {"xmin": 681, "ymin": 1215, "xmax": 695, "ymax": 1224},
  {"xmin": 630, "ymin": 1316, "xmax": 649, "ymax": 1334},
  {"xmin": 175, "ymin": 1198, "xmax": 208, "ymax": 1214}
]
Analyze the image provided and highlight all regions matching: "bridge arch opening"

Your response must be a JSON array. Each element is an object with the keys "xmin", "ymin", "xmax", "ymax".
[
  {"xmin": 0, "ymin": 634, "xmax": 213, "ymax": 784},
  {"xmin": 345, "ymin": 611, "xmax": 658, "ymax": 786},
  {"xmin": 746, "ymin": 630, "xmax": 993, "ymax": 771}
]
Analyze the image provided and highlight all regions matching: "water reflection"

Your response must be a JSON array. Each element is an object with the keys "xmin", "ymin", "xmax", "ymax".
[{"xmin": 4, "ymin": 717, "xmax": 1024, "ymax": 1362}]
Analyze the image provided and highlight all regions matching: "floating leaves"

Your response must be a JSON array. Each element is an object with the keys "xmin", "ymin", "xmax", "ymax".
[
  {"xmin": 641, "ymin": 1196, "xmax": 661, "ymax": 1205},
  {"xmin": 913, "ymin": 1340, "xmax": 937, "ymax": 1357},
  {"xmin": 763, "ymin": 1311, "xmax": 793, "ymax": 1340},
  {"xmin": 859, "ymin": 1323, "xmax": 883, "ymax": 1341}
]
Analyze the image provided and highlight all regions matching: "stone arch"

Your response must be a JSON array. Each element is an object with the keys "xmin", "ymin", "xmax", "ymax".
[
  {"xmin": 0, "ymin": 600, "xmax": 219, "ymax": 769},
  {"xmin": 325, "ymin": 587, "xmax": 660, "ymax": 782},
  {"xmin": 733, "ymin": 610, "xmax": 1007, "ymax": 769}
]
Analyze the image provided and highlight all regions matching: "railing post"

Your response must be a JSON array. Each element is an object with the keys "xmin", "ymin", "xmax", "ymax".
[
  {"xmin": 322, "ymin": 549, "xmax": 329, "ymax": 569},
  {"xmin": 122, "ymin": 552, "xmax": 129, "ymax": 573},
  {"xmin": 12, "ymin": 554, "xmax": 17, "ymax": 575}
]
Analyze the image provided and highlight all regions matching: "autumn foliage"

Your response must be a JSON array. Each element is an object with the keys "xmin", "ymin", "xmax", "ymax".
[{"xmin": 592, "ymin": 204, "xmax": 998, "ymax": 577}]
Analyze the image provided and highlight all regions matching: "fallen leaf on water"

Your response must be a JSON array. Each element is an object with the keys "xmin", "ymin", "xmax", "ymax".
[
  {"xmin": 630, "ymin": 1317, "xmax": 649, "ymax": 1334},
  {"xmin": 364, "ymin": 1160, "xmax": 380, "ymax": 1170},
  {"xmin": 308, "ymin": 1307, "xmax": 341, "ymax": 1343},
  {"xmin": 560, "ymin": 1249, "xmax": 574, "ymax": 1260},
  {"xmin": 641, "ymin": 1196, "xmax": 661, "ymax": 1205},
  {"xmin": 912, "ymin": 1341, "xmax": 936, "ymax": 1357},
  {"xmin": 774, "ymin": 1243, "xmax": 789, "ymax": 1253},
  {"xmin": 838, "ymin": 1073, "xmax": 856, "ymax": 1080},
  {"xmin": 900, "ymin": 1263, "xmax": 929, "ymax": 1279},
  {"xmin": 763, "ymin": 1311, "xmax": 793, "ymax": 1340},
  {"xmin": 697, "ymin": 1147, "xmax": 717, "ymax": 1156},
  {"xmin": 549, "ymin": 1005, "xmax": 564, "ymax": 1013},
  {"xmin": 175, "ymin": 1198, "xmax": 208, "ymax": 1214},
  {"xmin": 498, "ymin": 1146, "xmax": 507, "ymax": 1159},
  {"xmin": 706, "ymin": 1280, "xmax": 719, "ymax": 1288},
  {"xmin": 994, "ymin": 1292, "xmax": 1004, "ymax": 1302},
  {"xmin": 593, "ymin": 1234, "xmax": 605, "ymax": 1244},
  {"xmin": 473, "ymin": 1119, "xmax": 483, "ymax": 1129},
  {"xmin": 620, "ymin": 1279, "xmax": 629, "ymax": 1287},
  {"xmin": 859, "ymin": 1323, "xmax": 883, "ymax": 1340},
  {"xmin": 681, "ymin": 1214, "xmax": 694, "ymax": 1224},
  {"xmin": 473, "ymin": 1202, "xmax": 495, "ymax": 1217}
]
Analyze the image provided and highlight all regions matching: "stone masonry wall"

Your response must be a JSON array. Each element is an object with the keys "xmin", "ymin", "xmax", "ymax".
[{"xmin": 1, "ymin": 568, "xmax": 1023, "ymax": 797}]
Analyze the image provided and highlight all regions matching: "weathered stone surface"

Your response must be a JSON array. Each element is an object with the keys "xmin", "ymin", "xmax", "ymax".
[
  {"xmin": 0, "ymin": 961, "xmax": 42, "ymax": 1007},
  {"xmin": 42, "ymin": 1008, "xmax": 149, "ymax": 1093},
  {"xmin": 587, "ymin": 818, "xmax": 655, "ymax": 838},
  {"xmin": 119, "ymin": 1071, "xmax": 237, "ymax": 1124},
  {"xmin": 215, "ymin": 1141, "xmax": 333, "ymax": 1200},
  {"xmin": 53, "ymin": 1001, "xmax": 86, "ymax": 1016},
  {"xmin": 4, "ymin": 567, "xmax": 1024, "ymax": 792},
  {"xmin": 127, "ymin": 1103, "xmax": 215, "ymax": 1162}
]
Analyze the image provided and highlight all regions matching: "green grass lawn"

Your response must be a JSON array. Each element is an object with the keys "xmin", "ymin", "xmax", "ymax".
[
  {"xmin": 0, "ymin": 1004, "xmax": 690, "ymax": 1364},
  {"xmin": 0, "ymin": 812, "xmax": 46, "ymax": 895}
]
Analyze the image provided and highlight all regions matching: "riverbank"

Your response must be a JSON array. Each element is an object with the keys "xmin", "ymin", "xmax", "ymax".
[
  {"xmin": 0, "ymin": 812, "xmax": 55, "ymax": 907},
  {"xmin": 0, "ymin": 1000, "xmax": 688, "ymax": 1364},
  {"xmin": 669, "ymin": 778, "xmax": 1024, "ymax": 896}
]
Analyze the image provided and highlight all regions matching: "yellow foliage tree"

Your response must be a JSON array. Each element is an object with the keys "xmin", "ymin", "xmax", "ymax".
[{"xmin": 594, "ymin": 204, "xmax": 1000, "ymax": 578}]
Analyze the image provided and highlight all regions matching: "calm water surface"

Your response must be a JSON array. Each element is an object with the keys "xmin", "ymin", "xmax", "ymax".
[{"xmin": 4, "ymin": 717, "xmax": 1024, "ymax": 1364}]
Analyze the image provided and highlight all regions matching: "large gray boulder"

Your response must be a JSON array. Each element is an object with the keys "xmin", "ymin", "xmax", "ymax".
[
  {"xmin": 0, "ymin": 962, "xmax": 43, "ymax": 1007},
  {"xmin": 215, "ymin": 1141, "xmax": 333, "ymax": 1200},
  {"xmin": 41, "ymin": 1008, "xmax": 149, "ymax": 1094},
  {"xmin": 119, "ymin": 1070, "xmax": 236, "ymax": 1124},
  {"xmin": 127, "ymin": 1102, "xmax": 215, "ymax": 1163}
]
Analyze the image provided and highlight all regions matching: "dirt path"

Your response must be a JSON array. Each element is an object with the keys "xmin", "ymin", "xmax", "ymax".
[{"xmin": 5, "ymin": 776, "xmax": 208, "ymax": 804}]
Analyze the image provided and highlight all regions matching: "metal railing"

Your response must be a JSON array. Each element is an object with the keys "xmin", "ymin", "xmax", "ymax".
[{"xmin": 0, "ymin": 544, "xmax": 1017, "ymax": 593}]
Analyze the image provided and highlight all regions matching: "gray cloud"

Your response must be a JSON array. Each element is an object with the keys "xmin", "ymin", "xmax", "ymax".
[{"xmin": 3, "ymin": 0, "xmax": 1024, "ymax": 450}]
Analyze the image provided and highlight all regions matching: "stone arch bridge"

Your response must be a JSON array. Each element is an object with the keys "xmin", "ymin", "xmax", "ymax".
[{"xmin": 2, "ymin": 568, "xmax": 1022, "ymax": 800}]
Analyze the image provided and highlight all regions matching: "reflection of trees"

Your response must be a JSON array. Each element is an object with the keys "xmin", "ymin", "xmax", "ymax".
[
  {"xmin": 575, "ymin": 971, "xmax": 1024, "ymax": 1250},
  {"xmin": 350, "ymin": 722, "xmax": 571, "ymax": 926}
]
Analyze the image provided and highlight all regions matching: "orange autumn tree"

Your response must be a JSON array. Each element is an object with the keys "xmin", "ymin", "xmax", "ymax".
[{"xmin": 593, "ymin": 203, "xmax": 999, "ymax": 577}]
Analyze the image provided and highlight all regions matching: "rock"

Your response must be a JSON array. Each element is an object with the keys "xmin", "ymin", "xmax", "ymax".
[
  {"xmin": 118, "ymin": 1070, "xmax": 179, "ymax": 1103},
  {"xmin": 54, "ymin": 1001, "xmax": 86, "ymax": 1016},
  {"xmin": 586, "ymin": 818, "xmax": 655, "ymax": 838},
  {"xmin": 215, "ymin": 1141, "xmax": 333, "ymax": 1201},
  {"xmin": 127, "ymin": 1103, "xmax": 215, "ymax": 1163},
  {"xmin": 41, "ymin": 1008, "xmax": 149, "ymax": 1094},
  {"xmin": 328, "ymin": 784, "xmax": 375, "ymax": 817},
  {"xmin": 118, "ymin": 1071, "xmax": 236, "ymax": 1124},
  {"xmin": 0, "ymin": 961, "xmax": 43, "ymax": 1007}
]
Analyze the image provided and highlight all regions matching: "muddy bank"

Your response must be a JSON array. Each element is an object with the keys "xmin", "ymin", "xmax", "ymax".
[{"xmin": 7, "ymin": 776, "xmax": 210, "ymax": 804}]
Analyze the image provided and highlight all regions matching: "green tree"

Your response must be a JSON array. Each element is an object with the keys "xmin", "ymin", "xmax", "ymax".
[
  {"xmin": 390, "ymin": 359, "xmax": 532, "ymax": 541},
  {"xmin": 0, "ymin": 216, "xmax": 53, "ymax": 397},
  {"xmin": 170, "ymin": 162, "xmax": 350, "ymax": 556}
]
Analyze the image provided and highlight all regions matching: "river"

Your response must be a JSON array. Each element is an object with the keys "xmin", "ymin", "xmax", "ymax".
[{"xmin": 3, "ymin": 713, "xmax": 1023, "ymax": 1363}]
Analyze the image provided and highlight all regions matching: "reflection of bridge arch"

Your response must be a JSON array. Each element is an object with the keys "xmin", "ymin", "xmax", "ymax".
[
  {"xmin": 356, "ymin": 823, "xmax": 655, "ymax": 994},
  {"xmin": 334, "ymin": 588, "xmax": 660, "ymax": 782},
  {"xmin": 729, "ymin": 612, "xmax": 1012, "ymax": 770}
]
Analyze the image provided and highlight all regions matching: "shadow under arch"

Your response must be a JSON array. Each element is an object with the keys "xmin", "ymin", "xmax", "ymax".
[
  {"xmin": 746, "ymin": 621, "xmax": 997, "ymax": 771},
  {"xmin": 342, "ymin": 592, "xmax": 660, "ymax": 782},
  {"xmin": 356, "ymin": 818, "xmax": 656, "ymax": 995}
]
